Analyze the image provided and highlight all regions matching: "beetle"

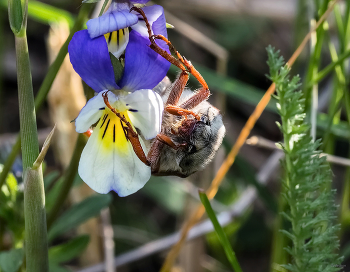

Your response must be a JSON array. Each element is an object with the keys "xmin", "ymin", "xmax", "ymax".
[{"xmin": 102, "ymin": 7, "xmax": 225, "ymax": 177}]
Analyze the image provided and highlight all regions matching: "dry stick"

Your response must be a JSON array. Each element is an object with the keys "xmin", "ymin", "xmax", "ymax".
[
  {"xmin": 247, "ymin": 136, "xmax": 350, "ymax": 167},
  {"xmin": 159, "ymin": 1, "xmax": 339, "ymax": 271}
]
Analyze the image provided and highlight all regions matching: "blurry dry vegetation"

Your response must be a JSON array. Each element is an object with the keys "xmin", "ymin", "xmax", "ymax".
[{"xmin": 0, "ymin": 0, "xmax": 349, "ymax": 271}]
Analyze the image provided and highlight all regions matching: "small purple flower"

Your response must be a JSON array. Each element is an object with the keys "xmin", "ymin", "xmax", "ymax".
[
  {"xmin": 68, "ymin": 26, "xmax": 170, "ymax": 196},
  {"xmin": 86, "ymin": 0, "xmax": 167, "ymax": 58}
]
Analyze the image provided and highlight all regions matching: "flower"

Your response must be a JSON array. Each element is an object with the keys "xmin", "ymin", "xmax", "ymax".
[
  {"xmin": 86, "ymin": 0, "xmax": 168, "ymax": 58},
  {"xmin": 68, "ymin": 27, "xmax": 170, "ymax": 196}
]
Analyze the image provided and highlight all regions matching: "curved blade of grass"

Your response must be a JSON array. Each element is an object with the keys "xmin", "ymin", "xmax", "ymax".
[
  {"xmin": 47, "ymin": 194, "xmax": 112, "ymax": 241},
  {"xmin": 199, "ymin": 190, "xmax": 243, "ymax": 272},
  {"xmin": 49, "ymin": 235, "xmax": 90, "ymax": 264}
]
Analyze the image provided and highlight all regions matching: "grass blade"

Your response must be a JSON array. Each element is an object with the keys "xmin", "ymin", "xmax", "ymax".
[{"xmin": 199, "ymin": 190, "xmax": 243, "ymax": 272}]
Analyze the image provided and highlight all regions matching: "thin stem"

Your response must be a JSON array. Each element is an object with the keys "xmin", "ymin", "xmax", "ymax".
[
  {"xmin": 308, "ymin": 48, "xmax": 350, "ymax": 86},
  {"xmin": 15, "ymin": 30, "xmax": 48, "ymax": 271},
  {"xmin": 323, "ymin": 39, "xmax": 345, "ymax": 152},
  {"xmin": 98, "ymin": 0, "xmax": 109, "ymax": 16},
  {"xmin": 0, "ymin": 138, "xmax": 21, "ymax": 189},
  {"xmin": 47, "ymin": 134, "xmax": 86, "ymax": 229},
  {"xmin": 0, "ymin": 3, "xmax": 93, "ymax": 188},
  {"xmin": 310, "ymin": 19, "xmax": 318, "ymax": 141},
  {"xmin": 16, "ymin": 34, "xmax": 39, "ymax": 169}
]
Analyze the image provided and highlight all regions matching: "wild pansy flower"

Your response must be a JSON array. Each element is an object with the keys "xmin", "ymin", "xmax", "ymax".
[
  {"xmin": 87, "ymin": 0, "xmax": 168, "ymax": 58},
  {"xmin": 68, "ymin": 23, "xmax": 170, "ymax": 196}
]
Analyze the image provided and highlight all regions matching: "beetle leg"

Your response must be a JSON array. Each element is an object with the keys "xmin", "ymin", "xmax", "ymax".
[
  {"xmin": 166, "ymin": 71, "xmax": 189, "ymax": 106},
  {"xmin": 150, "ymin": 34, "xmax": 209, "ymax": 91},
  {"xmin": 156, "ymin": 134, "xmax": 187, "ymax": 149},
  {"xmin": 179, "ymin": 87, "xmax": 211, "ymax": 110},
  {"xmin": 147, "ymin": 134, "xmax": 187, "ymax": 174},
  {"xmin": 102, "ymin": 91, "xmax": 150, "ymax": 166},
  {"xmin": 123, "ymin": 124, "xmax": 150, "ymax": 166},
  {"xmin": 165, "ymin": 105, "xmax": 200, "ymax": 120}
]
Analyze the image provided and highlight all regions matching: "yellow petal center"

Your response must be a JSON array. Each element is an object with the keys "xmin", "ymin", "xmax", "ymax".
[{"xmin": 95, "ymin": 107, "xmax": 133, "ymax": 155}]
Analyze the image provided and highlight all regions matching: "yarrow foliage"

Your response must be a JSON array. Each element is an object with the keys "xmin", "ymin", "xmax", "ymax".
[
  {"xmin": 267, "ymin": 46, "xmax": 343, "ymax": 272},
  {"xmin": 68, "ymin": 0, "xmax": 170, "ymax": 196}
]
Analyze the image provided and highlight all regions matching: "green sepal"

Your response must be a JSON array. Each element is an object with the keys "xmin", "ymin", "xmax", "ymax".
[{"xmin": 109, "ymin": 52, "xmax": 124, "ymax": 83}]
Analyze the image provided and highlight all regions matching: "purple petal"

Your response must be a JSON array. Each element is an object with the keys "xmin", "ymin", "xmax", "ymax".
[
  {"xmin": 87, "ymin": 9, "xmax": 138, "ymax": 39},
  {"xmin": 119, "ymin": 31, "xmax": 170, "ymax": 91},
  {"xmin": 130, "ymin": 0, "xmax": 150, "ymax": 3},
  {"xmin": 68, "ymin": 30, "xmax": 119, "ymax": 92},
  {"xmin": 131, "ymin": 5, "xmax": 167, "ymax": 48}
]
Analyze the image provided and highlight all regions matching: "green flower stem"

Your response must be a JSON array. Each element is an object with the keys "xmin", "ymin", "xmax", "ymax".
[
  {"xmin": 23, "ymin": 167, "xmax": 48, "ymax": 271},
  {"xmin": 0, "ymin": 3, "xmax": 93, "ymax": 189},
  {"xmin": 15, "ymin": 28, "xmax": 48, "ymax": 271},
  {"xmin": 15, "ymin": 33, "xmax": 39, "ymax": 168},
  {"xmin": 47, "ymin": 134, "xmax": 86, "ymax": 229}
]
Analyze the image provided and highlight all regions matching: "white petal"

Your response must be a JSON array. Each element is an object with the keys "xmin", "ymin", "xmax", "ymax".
[
  {"xmin": 78, "ymin": 110, "xmax": 151, "ymax": 197},
  {"xmin": 122, "ymin": 89, "xmax": 164, "ymax": 140},
  {"xmin": 75, "ymin": 92, "xmax": 118, "ymax": 133}
]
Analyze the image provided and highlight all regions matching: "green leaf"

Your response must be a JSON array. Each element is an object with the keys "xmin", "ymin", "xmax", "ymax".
[
  {"xmin": 48, "ymin": 194, "xmax": 112, "ymax": 241},
  {"xmin": 0, "ymin": 248, "xmax": 24, "ymax": 272},
  {"xmin": 82, "ymin": 0, "xmax": 101, "ymax": 2},
  {"xmin": 199, "ymin": 191, "xmax": 243, "ymax": 272},
  {"xmin": 49, "ymin": 235, "xmax": 90, "ymax": 264},
  {"xmin": 317, "ymin": 113, "xmax": 350, "ymax": 139},
  {"xmin": 109, "ymin": 52, "xmax": 124, "ymax": 83},
  {"xmin": 45, "ymin": 177, "xmax": 64, "ymax": 212},
  {"xmin": 8, "ymin": 0, "xmax": 24, "ymax": 35}
]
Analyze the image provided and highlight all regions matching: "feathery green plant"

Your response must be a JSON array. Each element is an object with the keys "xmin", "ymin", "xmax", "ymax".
[{"xmin": 267, "ymin": 46, "xmax": 343, "ymax": 272}]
